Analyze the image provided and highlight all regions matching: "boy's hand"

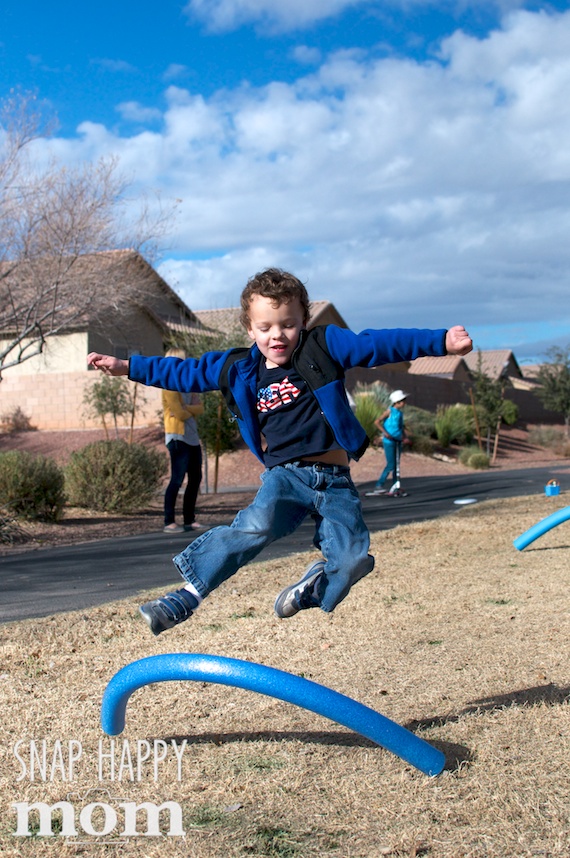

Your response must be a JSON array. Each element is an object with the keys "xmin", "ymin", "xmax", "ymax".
[
  {"xmin": 87, "ymin": 352, "xmax": 129, "ymax": 376},
  {"xmin": 445, "ymin": 326, "xmax": 473, "ymax": 356}
]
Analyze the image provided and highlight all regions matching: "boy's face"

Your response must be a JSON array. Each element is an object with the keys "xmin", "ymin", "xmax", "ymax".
[{"xmin": 246, "ymin": 294, "xmax": 306, "ymax": 368}]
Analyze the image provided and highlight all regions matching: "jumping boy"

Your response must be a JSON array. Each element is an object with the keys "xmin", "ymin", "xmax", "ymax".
[{"xmin": 88, "ymin": 268, "xmax": 472, "ymax": 635}]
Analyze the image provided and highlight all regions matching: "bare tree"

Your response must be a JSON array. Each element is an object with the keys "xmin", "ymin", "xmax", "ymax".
[{"xmin": 0, "ymin": 91, "xmax": 174, "ymax": 376}]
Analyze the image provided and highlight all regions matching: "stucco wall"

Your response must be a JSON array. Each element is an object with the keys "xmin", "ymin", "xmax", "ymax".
[
  {"xmin": 0, "ymin": 371, "xmax": 162, "ymax": 431},
  {"xmin": 0, "ymin": 332, "xmax": 89, "ymax": 376}
]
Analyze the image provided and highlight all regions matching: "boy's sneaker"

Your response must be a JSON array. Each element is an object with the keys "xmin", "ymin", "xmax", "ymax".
[
  {"xmin": 365, "ymin": 487, "xmax": 387, "ymax": 496},
  {"xmin": 139, "ymin": 588, "xmax": 199, "ymax": 636},
  {"xmin": 274, "ymin": 560, "xmax": 326, "ymax": 619}
]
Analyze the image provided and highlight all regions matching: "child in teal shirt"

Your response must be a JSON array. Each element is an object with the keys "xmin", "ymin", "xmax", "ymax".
[{"xmin": 367, "ymin": 389, "xmax": 409, "ymax": 495}]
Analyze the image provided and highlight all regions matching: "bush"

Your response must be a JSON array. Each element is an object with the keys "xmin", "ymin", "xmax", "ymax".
[
  {"xmin": 352, "ymin": 381, "xmax": 392, "ymax": 411},
  {"xmin": 529, "ymin": 426, "xmax": 565, "ymax": 449},
  {"xmin": 410, "ymin": 434, "xmax": 436, "ymax": 456},
  {"xmin": 435, "ymin": 404, "xmax": 475, "ymax": 448},
  {"xmin": 458, "ymin": 445, "xmax": 490, "ymax": 469},
  {"xmin": 354, "ymin": 393, "xmax": 382, "ymax": 442},
  {"xmin": 0, "ymin": 451, "xmax": 65, "ymax": 521},
  {"xmin": 527, "ymin": 426, "xmax": 570, "ymax": 457},
  {"xmin": 405, "ymin": 405, "xmax": 436, "ymax": 439},
  {"xmin": 0, "ymin": 506, "xmax": 27, "ymax": 543},
  {"xmin": 467, "ymin": 452, "xmax": 491, "ymax": 469},
  {"xmin": 66, "ymin": 440, "xmax": 168, "ymax": 513},
  {"xmin": 0, "ymin": 406, "xmax": 36, "ymax": 433}
]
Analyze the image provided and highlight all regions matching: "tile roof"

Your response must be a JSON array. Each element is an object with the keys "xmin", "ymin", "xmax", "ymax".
[
  {"xmin": 194, "ymin": 301, "xmax": 347, "ymax": 334},
  {"xmin": 519, "ymin": 364, "xmax": 542, "ymax": 379},
  {"xmin": 464, "ymin": 349, "xmax": 522, "ymax": 380},
  {"xmin": 407, "ymin": 355, "xmax": 468, "ymax": 378},
  {"xmin": 192, "ymin": 308, "xmax": 243, "ymax": 335}
]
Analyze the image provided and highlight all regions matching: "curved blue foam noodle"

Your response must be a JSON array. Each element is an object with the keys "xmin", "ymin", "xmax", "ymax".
[
  {"xmin": 100, "ymin": 653, "xmax": 445, "ymax": 776},
  {"xmin": 513, "ymin": 505, "xmax": 570, "ymax": 551}
]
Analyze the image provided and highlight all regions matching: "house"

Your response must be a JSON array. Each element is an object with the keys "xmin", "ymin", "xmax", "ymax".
[
  {"xmin": 0, "ymin": 258, "xmax": 351, "ymax": 431},
  {"xmin": 407, "ymin": 355, "xmax": 471, "ymax": 382},
  {"xmin": 463, "ymin": 349, "xmax": 523, "ymax": 383},
  {"xmin": 193, "ymin": 299, "xmax": 348, "ymax": 337},
  {"xmin": 407, "ymin": 350, "xmax": 524, "ymax": 385},
  {"xmin": 0, "ymin": 251, "xmax": 206, "ymax": 430}
]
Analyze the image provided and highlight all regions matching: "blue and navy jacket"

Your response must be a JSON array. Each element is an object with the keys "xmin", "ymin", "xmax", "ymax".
[{"xmin": 128, "ymin": 324, "xmax": 448, "ymax": 464}]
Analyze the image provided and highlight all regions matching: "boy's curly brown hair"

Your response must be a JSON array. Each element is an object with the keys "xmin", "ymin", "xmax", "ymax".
[{"xmin": 239, "ymin": 268, "xmax": 311, "ymax": 329}]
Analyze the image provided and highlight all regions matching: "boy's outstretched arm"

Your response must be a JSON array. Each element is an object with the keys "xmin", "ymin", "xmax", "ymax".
[
  {"xmin": 87, "ymin": 352, "xmax": 129, "ymax": 376},
  {"xmin": 445, "ymin": 326, "xmax": 473, "ymax": 356}
]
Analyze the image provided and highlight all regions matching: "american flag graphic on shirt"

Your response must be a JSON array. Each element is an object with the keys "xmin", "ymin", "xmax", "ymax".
[{"xmin": 257, "ymin": 377, "xmax": 302, "ymax": 412}]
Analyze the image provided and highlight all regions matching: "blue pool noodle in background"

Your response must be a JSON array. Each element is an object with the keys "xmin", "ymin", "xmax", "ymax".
[
  {"xmin": 100, "ymin": 653, "xmax": 445, "ymax": 777},
  {"xmin": 513, "ymin": 505, "xmax": 570, "ymax": 550}
]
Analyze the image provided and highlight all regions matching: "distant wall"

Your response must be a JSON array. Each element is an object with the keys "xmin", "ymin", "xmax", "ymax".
[
  {"xmin": 1, "ymin": 363, "xmax": 560, "ymax": 431},
  {"xmin": 0, "ymin": 332, "xmax": 88, "ymax": 375},
  {"xmin": 0, "ymin": 371, "xmax": 162, "ymax": 431},
  {"xmin": 346, "ymin": 367, "xmax": 561, "ymax": 426}
]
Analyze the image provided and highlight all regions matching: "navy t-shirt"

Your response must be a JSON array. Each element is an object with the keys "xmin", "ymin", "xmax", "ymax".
[{"xmin": 256, "ymin": 361, "xmax": 340, "ymax": 467}]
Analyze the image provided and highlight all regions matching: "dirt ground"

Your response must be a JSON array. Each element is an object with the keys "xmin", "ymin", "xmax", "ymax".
[
  {"xmin": 0, "ymin": 424, "xmax": 567, "ymax": 554},
  {"xmin": 0, "ymin": 490, "xmax": 569, "ymax": 856}
]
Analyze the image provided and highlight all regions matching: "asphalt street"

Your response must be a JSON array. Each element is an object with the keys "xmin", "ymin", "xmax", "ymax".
[{"xmin": 1, "ymin": 464, "xmax": 568, "ymax": 624}]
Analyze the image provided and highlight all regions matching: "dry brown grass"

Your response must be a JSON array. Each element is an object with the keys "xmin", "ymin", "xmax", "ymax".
[{"xmin": 1, "ymin": 492, "xmax": 569, "ymax": 857}]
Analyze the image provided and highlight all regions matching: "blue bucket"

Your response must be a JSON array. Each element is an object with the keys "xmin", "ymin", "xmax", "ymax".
[{"xmin": 545, "ymin": 480, "xmax": 560, "ymax": 497}]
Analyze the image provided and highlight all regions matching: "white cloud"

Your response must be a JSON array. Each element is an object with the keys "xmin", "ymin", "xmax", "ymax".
[
  {"xmin": 184, "ymin": 0, "xmax": 530, "ymax": 34},
  {"xmin": 116, "ymin": 101, "xmax": 162, "ymax": 124},
  {"xmin": 163, "ymin": 63, "xmax": 190, "ymax": 82},
  {"xmin": 39, "ymin": 7, "xmax": 570, "ymax": 352},
  {"xmin": 291, "ymin": 45, "xmax": 323, "ymax": 66},
  {"xmin": 185, "ymin": 0, "xmax": 367, "ymax": 33},
  {"xmin": 91, "ymin": 58, "xmax": 137, "ymax": 74}
]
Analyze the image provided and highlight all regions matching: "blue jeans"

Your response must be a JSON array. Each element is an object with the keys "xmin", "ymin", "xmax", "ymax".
[
  {"xmin": 173, "ymin": 461, "xmax": 374, "ymax": 612},
  {"xmin": 376, "ymin": 439, "xmax": 400, "ymax": 488},
  {"xmin": 164, "ymin": 441, "xmax": 202, "ymax": 526}
]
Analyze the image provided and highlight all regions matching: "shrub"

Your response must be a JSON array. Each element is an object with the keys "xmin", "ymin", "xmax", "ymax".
[
  {"xmin": 410, "ymin": 434, "xmax": 436, "ymax": 456},
  {"xmin": 435, "ymin": 404, "xmax": 475, "ymax": 448},
  {"xmin": 352, "ymin": 381, "xmax": 392, "ymax": 411},
  {"xmin": 459, "ymin": 445, "xmax": 490, "ymax": 469},
  {"xmin": 354, "ymin": 393, "xmax": 382, "ymax": 442},
  {"xmin": 529, "ymin": 426, "xmax": 565, "ymax": 449},
  {"xmin": 527, "ymin": 426, "xmax": 570, "ymax": 457},
  {"xmin": 0, "ymin": 451, "xmax": 65, "ymax": 521},
  {"xmin": 405, "ymin": 405, "xmax": 436, "ymax": 439},
  {"xmin": 458, "ymin": 444, "xmax": 479, "ymax": 465},
  {"xmin": 467, "ymin": 451, "xmax": 491, "ymax": 469},
  {"xmin": 0, "ymin": 406, "xmax": 36, "ymax": 433},
  {"xmin": 0, "ymin": 505, "xmax": 27, "ymax": 543},
  {"xmin": 66, "ymin": 440, "xmax": 168, "ymax": 513}
]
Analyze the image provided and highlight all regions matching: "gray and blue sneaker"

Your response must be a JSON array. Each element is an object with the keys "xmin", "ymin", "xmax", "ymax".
[
  {"xmin": 274, "ymin": 560, "xmax": 326, "ymax": 619},
  {"xmin": 139, "ymin": 588, "xmax": 199, "ymax": 636}
]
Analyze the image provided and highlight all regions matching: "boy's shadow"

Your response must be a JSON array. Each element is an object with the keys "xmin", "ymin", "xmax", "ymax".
[
  {"xmin": 163, "ymin": 683, "xmax": 569, "ymax": 774},
  {"xmin": 406, "ymin": 682, "xmax": 570, "ymax": 769}
]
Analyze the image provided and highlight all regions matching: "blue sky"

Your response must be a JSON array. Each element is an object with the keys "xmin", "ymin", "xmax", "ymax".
[{"xmin": 2, "ymin": 0, "xmax": 570, "ymax": 362}]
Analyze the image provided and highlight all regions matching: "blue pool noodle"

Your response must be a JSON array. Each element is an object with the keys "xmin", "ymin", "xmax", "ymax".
[
  {"xmin": 513, "ymin": 505, "xmax": 570, "ymax": 550},
  {"xmin": 100, "ymin": 653, "xmax": 445, "ymax": 777}
]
